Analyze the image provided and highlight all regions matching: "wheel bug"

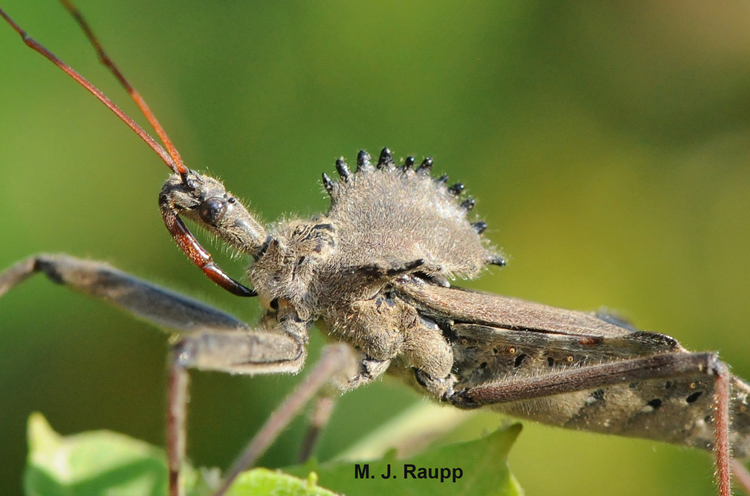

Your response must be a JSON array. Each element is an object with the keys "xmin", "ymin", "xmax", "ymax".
[{"xmin": 1, "ymin": 0, "xmax": 750, "ymax": 496}]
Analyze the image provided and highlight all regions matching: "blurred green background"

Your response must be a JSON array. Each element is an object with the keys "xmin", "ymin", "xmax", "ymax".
[{"xmin": 2, "ymin": 1, "xmax": 750, "ymax": 495}]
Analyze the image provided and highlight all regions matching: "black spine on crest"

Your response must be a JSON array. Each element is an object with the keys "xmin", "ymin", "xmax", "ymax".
[
  {"xmin": 472, "ymin": 221, "xmax": 487, "ymax": 234},
  {"xmin": 335, "ymin": 158, "xmax": 350, "ymax": 180},
  {"xmin": 357, "ymin": 150, "xmax": 372, "ymax": 170},
  {"xmin": 417, "ymin": 157, "xmax": 433, "ymax": 173},
  {"xmin": 377, "ymin": 147, "xmax": 395, "ymax": 168},
  {"xmin": 322, "ymin": 148, "xmax": 500, "ymax": 279},
  {"xmin": 322, "ymin": 173, "xmax": 334, "ymax": 194},
  {"xmin": 448, "ymin": 183, "xmax": 464, "ymax": 196},
  {"xmin": 488, "ymin": 255, "xmax": 506, "ymax": 267}
]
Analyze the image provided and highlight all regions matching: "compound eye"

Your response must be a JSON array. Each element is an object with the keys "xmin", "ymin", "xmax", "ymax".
[{"xmin": 198, "ymin": 197, "xmax": 227, "ymax": 225}]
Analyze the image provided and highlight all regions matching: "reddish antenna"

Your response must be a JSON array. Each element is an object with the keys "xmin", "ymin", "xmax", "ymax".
[
  {"xmin": 58, "ymin": 0, "xmax": 187, "ymax": 177},
  {"xmin": 0, "ymin": 2, "xmax": 256, "ymax": 297},
  {"xmin": 0, "ymin": 4, "xmax": 187, "ymax": 176}
]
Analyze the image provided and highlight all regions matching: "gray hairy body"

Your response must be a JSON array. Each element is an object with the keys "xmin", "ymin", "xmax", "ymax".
[
  {"xmin": 243, "ymin": 157, "xmax": 750, "ymax": 456},
  {"xmin": 6, "ymin": 148, "xmax": 749, "ymax": 462},
  {"xmin": 250, "ymin": 160, "xmax": 499, "ymax": 395}
]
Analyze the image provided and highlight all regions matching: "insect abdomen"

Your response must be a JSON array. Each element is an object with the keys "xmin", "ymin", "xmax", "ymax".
[{"xmin": 451, "ymin": 322, "xmax": 750, "ymax": 456}]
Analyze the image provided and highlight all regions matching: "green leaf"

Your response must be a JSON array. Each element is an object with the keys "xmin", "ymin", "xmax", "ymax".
[
  {"xmin": 284, "ymin": 424, "xmax": 524, "ymax": 496},
  {"xmin": 224, "ymin": 470, "xmax": 338, "ymax": 496},
  {"xmin": 24, "ymin": 413, "xmax": 523, "ymax": 496},
  {"xmin": 25, "ymin": 412, "xmax": 169, "ymax": 496},
  {"xmin": 23, "ymin": 413, "xmax": 336, "ymax": 496}
]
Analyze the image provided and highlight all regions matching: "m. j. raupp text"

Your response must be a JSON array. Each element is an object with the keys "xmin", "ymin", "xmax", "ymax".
[{"xmin": 354, "ymin": 463, "xmax": 463, "ymax": 482}]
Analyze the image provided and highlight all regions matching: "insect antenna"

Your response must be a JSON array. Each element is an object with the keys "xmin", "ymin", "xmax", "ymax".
[
  {"xmin": 0, "ymin": 4, "xmax": 186, "ymax": 176},
  {"xmin": 58, "ymin": 0, "xmax": 187, "ymax": 179},
  {"xmin": 1, "ymin": 2, "xmax": 258, "ymax": 297}
]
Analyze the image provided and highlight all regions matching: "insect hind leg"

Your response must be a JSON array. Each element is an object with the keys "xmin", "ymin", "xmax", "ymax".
[
  {"xmin": 297, "ymin": 395, "xmax": 337, "ymax": 463},
  {"xmin": 448, "ymin": 352, "xmax": 735, "ymax": 496}
]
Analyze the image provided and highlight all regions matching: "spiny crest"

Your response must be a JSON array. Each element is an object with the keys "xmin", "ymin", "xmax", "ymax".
[{"xmin": 321, "ymin": 147, "xmax": 504, "ymax": 281}]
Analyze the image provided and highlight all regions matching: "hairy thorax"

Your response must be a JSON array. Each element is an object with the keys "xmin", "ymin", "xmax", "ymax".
[{"xmin": 249, "ymin": 162, "xmax": 498, "ymax": 332}]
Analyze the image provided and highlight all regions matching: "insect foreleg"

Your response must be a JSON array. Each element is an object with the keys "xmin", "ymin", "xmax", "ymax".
[
  {"xmin": 0, "ymin": 254, "xmax": 251, "ymax": 329},
  {"xmin": 0, "ymin": 255, "xmax": 355, "ymax": 496},
  {"xmin": 167, "ymin": 327, "xmax": 308, "ymax": 496},
  {"xmin": 214, "ymin": 343, "xmax": 356, "ymax": 496},
  {"xmin": 167, "ymin": 359, "xmax": 188, "ymax": 496},
  {"xmin": 450, "ymin": 352, "xmax": 733, "ymax": 496},
  {"xmin": 167, "ymin": 341, "xmax": 355, "ymax": 496}
]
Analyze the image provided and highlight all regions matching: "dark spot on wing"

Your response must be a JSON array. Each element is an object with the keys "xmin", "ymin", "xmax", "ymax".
[
  {"xmin": 686, "ymin": 391, "xmax": 703, "ymax": 403},
  {"xmin": 647, "ymin": 398, "xmax": 663, "ymax": 409}
]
